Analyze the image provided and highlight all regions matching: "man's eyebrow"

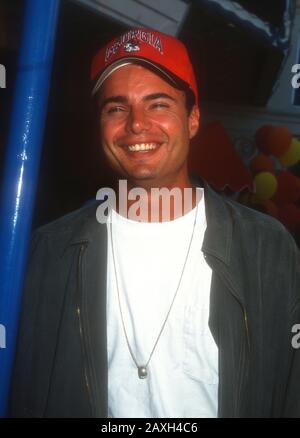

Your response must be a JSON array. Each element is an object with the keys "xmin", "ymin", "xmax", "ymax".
[
  {"xmin": 98, "ymin": 93, "xmax": 176, "ymax": 111},
  {"xmin": 98, "ymin": 95, "xmax": 128, "ymax": 111},
  {"xmin": 143, "ymin": 93, "xmax": 176, "ymax": 102}
]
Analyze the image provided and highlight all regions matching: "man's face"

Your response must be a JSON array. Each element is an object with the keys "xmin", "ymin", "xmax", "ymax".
[{"xmin": 97, "ymin": 64, "xmax": 199, "ymax": 188}]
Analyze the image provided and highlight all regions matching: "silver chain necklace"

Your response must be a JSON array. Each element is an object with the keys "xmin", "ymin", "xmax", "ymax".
[{"xmin": 109, "ymin": 201, "xmax": 199, "ymax": 379}]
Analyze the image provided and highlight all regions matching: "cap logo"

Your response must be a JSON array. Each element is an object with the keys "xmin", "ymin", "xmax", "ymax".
[
  {"xmin": 124, "ymin": 39, "xmax": 140, "ymax": 53},
  {"xmin": 105, "ymin": 29, "xmax": 164, "ymax": 63}
]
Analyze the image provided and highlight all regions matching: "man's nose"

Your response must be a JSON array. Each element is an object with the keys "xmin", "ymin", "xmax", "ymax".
[{"xmin": 126, "ymin": 107, "xmax": 152, "ymax": 134}]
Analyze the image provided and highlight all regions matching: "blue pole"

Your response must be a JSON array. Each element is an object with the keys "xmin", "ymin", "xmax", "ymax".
[{"xmin": 0, "ymin": 0, "xmax": 60, "ymax": 416}]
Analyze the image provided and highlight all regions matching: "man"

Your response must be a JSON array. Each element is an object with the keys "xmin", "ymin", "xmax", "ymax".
[{"xmin": 9, "ymin": 28, "xmax": 300, "ymax": 418}]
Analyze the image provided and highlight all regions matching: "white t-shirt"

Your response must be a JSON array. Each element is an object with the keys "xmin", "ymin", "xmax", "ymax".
[{"xmin": 106, "ymin": 188, "xmax": 218, "ymax": 418}]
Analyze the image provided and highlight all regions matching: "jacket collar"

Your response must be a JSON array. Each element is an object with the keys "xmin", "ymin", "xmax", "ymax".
[
  {"xmin": 202, "ymin": 182, "xmax": 232, "ymax": 266},
  {"xmin": 63, "ymin": 201, "xmax": 107, "ymax": 251}
]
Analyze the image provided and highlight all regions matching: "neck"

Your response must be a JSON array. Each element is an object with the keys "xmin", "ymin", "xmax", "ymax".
[{"xmin": 114, "ymin": 177, "xmax": 201, "ymax": 222}]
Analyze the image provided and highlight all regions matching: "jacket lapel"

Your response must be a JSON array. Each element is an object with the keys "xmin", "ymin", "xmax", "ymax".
[
  {"xmin": 67, "ymin": 204, "xmax": 109, "ymax": 417},
  {"xmin": 203, "ymin": 183, "xmax": 250, "ymax": 417}
]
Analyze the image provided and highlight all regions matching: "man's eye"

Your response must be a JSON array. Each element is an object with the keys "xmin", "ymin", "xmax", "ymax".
[
  {"xmin": 150, "ymin": 102, "xmax": 169, "ymax": 110},
  {"xmin": 106, "ymin": 106, "xmax": 125, "ymax": 114}
]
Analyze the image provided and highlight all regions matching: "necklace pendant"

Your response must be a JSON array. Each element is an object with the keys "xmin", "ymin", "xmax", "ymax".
[{"xmin": 138, "ymin": 366, "xmax": 148, "ymax": 379}]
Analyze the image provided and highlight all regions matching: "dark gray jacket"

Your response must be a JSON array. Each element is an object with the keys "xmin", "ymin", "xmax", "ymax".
[{"xmin": 9, "ymin": 184, "xmax": 300, "ymax": 417}]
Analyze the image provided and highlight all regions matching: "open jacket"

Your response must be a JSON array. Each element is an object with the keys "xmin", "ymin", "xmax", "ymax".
[{"xmin": 9, "ymin": 183, "xmax": 300, "ymax": 417}]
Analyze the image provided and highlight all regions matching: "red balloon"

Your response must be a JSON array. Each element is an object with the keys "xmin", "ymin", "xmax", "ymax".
[
  {"xmin": 278, "ymin": 204, "xmax": 300, "ymax": 232},
  {"xmin": 272, "ymin": 171, "xmax": 300, "ymax": 204},
  {"xmin": 255, "ymin": 125, "xmax": 273, "ymax": 154},
  {"xmin": 249, "ymin": 154, "xmax": 274, "ymax": 175},
  {"xmin": 259, "ymin": 200, "xmax": 279, "ymax": 218}
]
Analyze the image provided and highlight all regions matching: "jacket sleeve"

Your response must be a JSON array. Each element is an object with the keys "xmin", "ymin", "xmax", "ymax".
[
  {"xmin": 283, "ymin": 233, "xmax": 300, "ymax": 417},
  {"xmin": 8, "ymin": 230, "xmax": 51, "ymax": 417}
]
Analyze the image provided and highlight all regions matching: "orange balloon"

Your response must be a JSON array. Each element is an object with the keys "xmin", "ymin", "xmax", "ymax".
[
  {"xmin": 256, "ymin": 125, "xmax": 292, "ymax": 157},
  {"xmin": 249, "ymin": 154, "xmax": 274, "ymax": 175},
  {"xmin": 268, "ymin": 126, "xmax": 292, "ymax": 157}
]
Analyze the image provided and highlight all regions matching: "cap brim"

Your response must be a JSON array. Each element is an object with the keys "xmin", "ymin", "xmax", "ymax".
[{"xmin": 91, "ymin": 57, "xmax": 177, "ymax": 96}]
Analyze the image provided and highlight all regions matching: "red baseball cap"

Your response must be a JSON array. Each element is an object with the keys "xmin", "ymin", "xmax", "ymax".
[{"xmin": 91, "ymin": 28, "xmax": 198, "ymax": 104}]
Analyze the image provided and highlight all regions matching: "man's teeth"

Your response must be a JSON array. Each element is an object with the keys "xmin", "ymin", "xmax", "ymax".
[{"xmin": 128, "ymin": 143, "xmax": 158, "ymax": 152}]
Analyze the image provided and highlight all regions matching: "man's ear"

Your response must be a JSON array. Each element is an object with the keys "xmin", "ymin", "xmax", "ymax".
[{"xmin": 188, "ymin": 105, "xmax": 200, "ymax": 139}]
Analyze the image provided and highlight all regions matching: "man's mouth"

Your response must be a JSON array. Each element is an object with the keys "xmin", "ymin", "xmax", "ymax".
[{"xmin": 127, "ymin": 142, "xmax": 160, "ymax": 152}]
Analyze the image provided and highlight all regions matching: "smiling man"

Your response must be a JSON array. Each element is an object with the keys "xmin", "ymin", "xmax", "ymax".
[
  {"xmin": 97, "ymin": 64, "xmax": 199, "ymax": 185},
  {"xmin": 96, "ymin": 63, "xmax": 200, "ymax": 221},
  {"xmin": 92, "ymin": 28, "xmax": 201, "ymax": 222},
  {"xmin": 9, "ymin": 28, "xmax": 300, "ymax": 418}
]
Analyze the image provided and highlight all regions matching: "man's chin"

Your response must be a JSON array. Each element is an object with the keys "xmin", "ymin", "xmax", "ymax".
[{"xmin": 124, "ymin": 168, "xmax": 160, "ymax": 184}]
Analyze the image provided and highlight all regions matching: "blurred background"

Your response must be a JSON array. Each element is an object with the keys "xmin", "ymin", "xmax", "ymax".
[{"xmin": 1, "ymin": 0, "xmax": 300, "ymax": 243}]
